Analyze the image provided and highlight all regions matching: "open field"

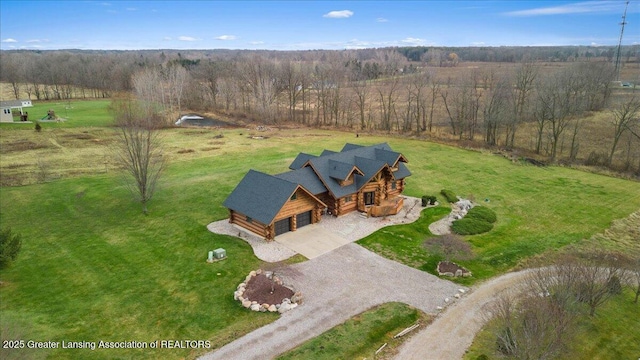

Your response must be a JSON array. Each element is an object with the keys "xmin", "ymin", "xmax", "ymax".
[{"xmin": 1, "ymin": 99, "xmax": 640, "ymax": 359}]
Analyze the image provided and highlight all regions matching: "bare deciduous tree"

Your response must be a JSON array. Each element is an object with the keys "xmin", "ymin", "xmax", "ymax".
[
  {"xmin": 506, "ymin": 61, "xmax": 537, "ymax": 149},
  {"xmin": 111, "ymin": 99, "xmax": 166, "ymax": 215},
  {"xmin": 487, "ymin": 289, "xmax": 575, "ymax": 360},
  {"xmin": 609, "ymin": 96, "xmax": 640, "ymax": 165}
]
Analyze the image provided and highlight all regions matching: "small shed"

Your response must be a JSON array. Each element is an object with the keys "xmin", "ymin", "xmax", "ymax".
[{"xmin": 0, "ymin": 100, "xmax": 33, "ymax": 123}]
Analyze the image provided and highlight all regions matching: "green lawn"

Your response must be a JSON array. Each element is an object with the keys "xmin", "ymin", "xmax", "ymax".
[
  {"xmin": 1, "ymin": 99, "xmax": 640, "ymax": 359},
  {"xmin": 277, "ymin": 302, "xmax": 427, "ymax": 360},
  {"xmin": 0, "ymin": 99, "xmax": 113, "ymax": 129},
  {"xmin": 359, "ymin": 141, "xmax": 640, "ymax": 281}
]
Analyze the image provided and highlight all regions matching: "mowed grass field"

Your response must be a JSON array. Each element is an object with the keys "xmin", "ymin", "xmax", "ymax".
[{"xmin": 1, "ymin": 100, "xmax": 640, "ymax": 359}]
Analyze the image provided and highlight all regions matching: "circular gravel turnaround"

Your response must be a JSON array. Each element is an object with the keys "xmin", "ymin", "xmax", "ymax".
[{"xmin": 199, "ymin": 243, "xmax": 466, "ymax": 360}]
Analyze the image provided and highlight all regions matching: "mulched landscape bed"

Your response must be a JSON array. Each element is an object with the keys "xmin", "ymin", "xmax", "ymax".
[
  {"xmin": 243, "ymin": 273, "xmax": 294, "ymax": 305},
  {"xmin": 437, "ymin": 261, "xmax": 472, "ymax": 277}
]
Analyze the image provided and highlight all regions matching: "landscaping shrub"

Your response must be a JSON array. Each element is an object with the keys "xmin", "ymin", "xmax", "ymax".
[
  {"xmin": 440, "ymin": 189, "xmax": 458, "ymax": 203},
  {"xmin": 466, "ymin": 206, "xmax": 497, "ymax": 224},
  {"xmin": 421, "ymin": 195, "xmax": 437, "ymax": 207},
  {"xmin": 452, "ymin": 218, "xmax": 494, "ymax": 235},
  {"xmin": 0, "ymin": 227, "xmax": 22, "ymax": 269}
]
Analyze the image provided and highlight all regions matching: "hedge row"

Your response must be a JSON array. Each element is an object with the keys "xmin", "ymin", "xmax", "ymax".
[
  {"xmin": 452, "ymin": 206, "xmax": 497, "ymax": 235},
  {"xmin": 440, "ymin": 189, "xmax": 458, "ymax": 203}
]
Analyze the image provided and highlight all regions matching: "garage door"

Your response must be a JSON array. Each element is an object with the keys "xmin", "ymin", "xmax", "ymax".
[
  {"xmin": 274, "ymin": 218, "xmax": 291, "ymax": 236},
  {"xmin": 296, "ymin": 211, "xmax": 312, "ymax": 228}
]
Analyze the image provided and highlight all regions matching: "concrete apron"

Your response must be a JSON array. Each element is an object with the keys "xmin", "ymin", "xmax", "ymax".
[{"xmin": 274, "ymin": 223, "xmax": 352, "ymax": 259}]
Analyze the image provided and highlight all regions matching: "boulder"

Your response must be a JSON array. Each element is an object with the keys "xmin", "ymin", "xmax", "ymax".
[
  {"xmin": 268, "ymin": 305, "xmax": 277, "ymax": 312},
  {"xmin": 249, "ymin": 270, "xmax": 257, "ymax": 277},
  {"xmin": 242, "ymin": 300, "xmax": 251, "ymax": 308},
  {"xmin": 250, "ymin": 303, "xmax": 261, "ymax": 312},
  {"xmin": 291, "ymin": 292, "xmax": 303, "ymax": 304},
  {"xmin": 256, "ymin": 269, "xmax": 263, "ymax": 275},
  {"xmin": 237, "ymin": 282, "xmax": 246, "ymax": 290},
  {"xmin": 278, "ymin": 303, "xmax": 291, "ymax": 314}
]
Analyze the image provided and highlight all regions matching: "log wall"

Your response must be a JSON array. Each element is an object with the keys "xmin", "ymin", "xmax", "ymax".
[
  {"xmin": 273, "ymin": 188, "xmax": 320, "ymax": 223},
  {"xmin": 229, "ymin": 210, "xmax": 269, "ymax": 239}
]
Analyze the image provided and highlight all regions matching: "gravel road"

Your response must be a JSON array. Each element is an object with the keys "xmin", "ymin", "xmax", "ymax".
[
  {"xmin": 199, "ymin": 243, "xmax": 465, "ymax": 360},
  {"xmin": 394, "ymin": 270, "xmax": 531, "ymax": 359}
]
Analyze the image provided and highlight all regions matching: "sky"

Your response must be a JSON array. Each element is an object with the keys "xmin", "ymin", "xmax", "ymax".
[{"xmin": 1, "ymin": 1, "xmax": 639, "ymax": 50}]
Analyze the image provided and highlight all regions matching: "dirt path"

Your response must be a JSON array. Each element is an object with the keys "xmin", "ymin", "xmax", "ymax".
[
  {"xmin": 199, "ymin": 244, "xmax": 464, "ymax": 360},
  {"xmin": 394, "ymin": 270, "xmax": 530, "ymax": 360}
]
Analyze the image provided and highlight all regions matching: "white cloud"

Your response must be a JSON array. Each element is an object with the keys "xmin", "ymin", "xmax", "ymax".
[
  {"xmin": 163, "ymin": 37, "xmax": 172, "ymax": 41},
  {"xmin": 504, "ymin": 1, "xmax": 624, "ymax": 17},
  {"xmin": 376, "ymin": 17, "xmax": 388, "ymax": 23},
  {"xmin": 470, "ymin": 41, "xmax": 486, "ymax": 46},
  {"xmin": 401, "ymin": 37, "xmax": 427, "ymax": 45},
  {"xmin": 216, "ymin": 35, "xmax": 237, "ymax": 40},
  {"xmin": 178, "ymin": 36, "xmax": 197, "ymax": 41},
  {"xmin": 1, "ymin": 38, "xmax": 18, "ymax": 43},
  {"xmin": 249, "ymin": 41, "xmax": 264, "ymax": 45},
  {"xmin": 323, "ymin": 10, "xmax": 354, "ymax": 18}
]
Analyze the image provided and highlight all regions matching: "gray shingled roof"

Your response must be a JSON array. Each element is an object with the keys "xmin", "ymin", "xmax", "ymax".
[
  {"xmin": 0, "ymin": 100, "xmax": 31, "ymax": 108},
  {"xmin": 328, "ymin": 159, "xmax": 361, "ymax": 181},
  {"xmin": 289, "ymin": 153, "xmax": 316, "ymax": 170},
  {"xmin": 275, "ymin": 166, "xmax": 327, "ymax": 195},
  {"xmin": 225, "ymin": 143, "xmax": 411, "ymax": 220},
  {"xmin": 223, "ymin": 170, "xmax": 299, "ymax": 225},
  {"xmin": 305, "ymin": 143, "xmax": 411, "ymax": 199}
]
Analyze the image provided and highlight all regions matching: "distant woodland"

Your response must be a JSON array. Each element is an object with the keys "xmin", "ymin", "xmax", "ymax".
[{"xmin": 1, "ymin": 45, "xmax": 639, "ymax": 175}]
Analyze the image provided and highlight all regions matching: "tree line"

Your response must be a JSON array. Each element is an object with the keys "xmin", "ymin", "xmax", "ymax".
[{"xmin": 1, "ymin": 47, "xmax": 639, "ymax": 175}]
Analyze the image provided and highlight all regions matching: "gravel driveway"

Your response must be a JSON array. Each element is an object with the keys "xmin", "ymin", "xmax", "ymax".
[
  {"xmin": 395, "ymin": 270, "xmax": 531, "ymax": 359},
  {"xmin": 199, "ymin": 243, "xmax": 465, "ymax": 360}
]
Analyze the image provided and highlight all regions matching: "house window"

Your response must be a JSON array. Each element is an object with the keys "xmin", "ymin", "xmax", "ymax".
[
  {"xmin": 391, "ymin": 181, "xmax": 397, "ymax": 190},
  {"xmin": 246, "ymin": 216, "xmax": 253, "ymax": 223},
  {"xmin": 364, "ymin": 191, "xmax": 375, "ymax": 205},
  {"xmin": 290, "ymin": 193, "xmax": 297, "ymax": 200},
  {"xmin": 344, "ymin": 195, "xmax": 352, "ymax": 203}
]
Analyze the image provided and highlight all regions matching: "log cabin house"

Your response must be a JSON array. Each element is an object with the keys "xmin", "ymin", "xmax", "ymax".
[{"xmin": 223, "ymin": 143, "xmax": 410, "ymax": 240}]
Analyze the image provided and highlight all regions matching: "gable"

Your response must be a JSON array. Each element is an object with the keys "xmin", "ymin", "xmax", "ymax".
[
  {"xmin": 223, "ymin": 170, "xmax": 299, "ymax": 225},
  {"xmin": 224, "ymin": 169, "xmax": 327, "ymax": 225},
  {"xmin": 289, "ymin": 153, "xmax": 316, "ymax": 170}
]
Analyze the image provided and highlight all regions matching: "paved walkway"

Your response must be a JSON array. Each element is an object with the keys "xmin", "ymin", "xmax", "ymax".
[{"xmin": 199, "ymin": 243, "xmax": 465, "ymax": 360}]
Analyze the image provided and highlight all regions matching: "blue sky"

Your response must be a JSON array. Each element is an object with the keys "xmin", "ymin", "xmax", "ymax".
[{"xmin": 1, "ymin": 1, "xmax": 638, "ymax": 50}]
